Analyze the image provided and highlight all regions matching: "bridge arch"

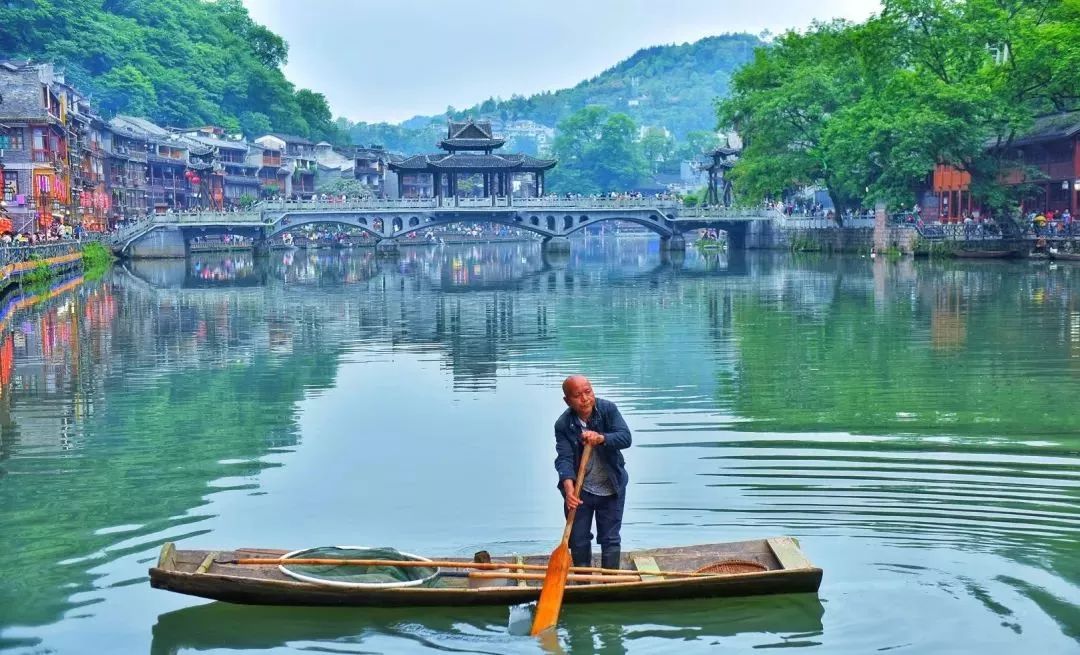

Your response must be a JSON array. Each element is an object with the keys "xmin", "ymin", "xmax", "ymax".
[
  {"xmin": 561, "ymin": 214, "xmax": 675, "ymax": 238},
  {"xmin": 393, "ymin": 215, "xmax": 553, "ymax": 241},
  {"xmin": 264, "ymin": 214, "xmax": 384, "ymax": 241}
]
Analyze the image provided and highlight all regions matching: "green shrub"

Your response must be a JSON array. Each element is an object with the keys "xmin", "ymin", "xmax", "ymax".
[
  {"xmin": 23, "ymin": 259, "xmax": 55, "ymax": 290},
  {"xmin": 81, "ymin": 241, "xmax": 115, "ymax": 271},
  {"xmin": 912, "ymin": 236, "xmax": 952, "ymax": 258},
  {"xmin": 789, "ymin": 234, "xmax": 823, "ymax": 252}
]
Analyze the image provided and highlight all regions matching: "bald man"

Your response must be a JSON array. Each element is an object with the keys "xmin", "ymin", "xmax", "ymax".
[{"xmin": 554, "ymin": 375, "xmax": 632, "ymax": 571}]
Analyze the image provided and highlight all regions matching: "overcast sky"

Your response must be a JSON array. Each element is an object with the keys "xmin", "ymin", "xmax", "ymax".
[{"xmin": 241, "ymin": 0, "xmax": 881, "ymax": 124}]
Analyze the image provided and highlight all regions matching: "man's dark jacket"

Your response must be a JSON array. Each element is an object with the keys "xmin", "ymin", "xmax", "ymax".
[{"xmin": 554, "ymin": 398, "xmax": 632, "ymax": 494}]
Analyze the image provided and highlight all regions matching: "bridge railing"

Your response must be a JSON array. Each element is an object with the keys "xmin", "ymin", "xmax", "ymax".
[
  {"xmin": 513, "ymin": 198, "xmax": 680, "ymax": 209},
  {"xmin": 674, "ymin": 205, "xmax": 776, "ymax": 219},
  {"xmin": 779, "ymin": 216, "xmax": 877, "ymax": 229},
  {"xmin": 260, "ymin": 198, "xmax": 439, "ymax": 211},
  {"xmin": 0, "ymin": 241, "xmax": 84, "ymax": 268},
  {"xmin": 110, "ymin": 214, "xmax": 160, "ymax": 244},
  {"xmin": 257, "ymin": 197, "xmax": 686, "ymax": 211},
  {"xmin": 111, "ymin": 199, "xmax": 782, "ymax": 237}
]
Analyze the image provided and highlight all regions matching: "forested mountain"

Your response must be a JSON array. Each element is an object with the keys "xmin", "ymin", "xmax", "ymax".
[
  {"xmin": 345, "ymin": 33, "xmax": 762, "ymax": 153},
  {"xmin": 0, "ymin": 0, "xmax": 341, "ymax": 142}
]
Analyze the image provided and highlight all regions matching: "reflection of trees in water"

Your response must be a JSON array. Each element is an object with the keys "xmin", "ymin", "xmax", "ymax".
[
  {"xmin": 0, "ymin": 272, "xmax": 349, "ymax": 631},
  {"xmin": 7, "ymin": 247, "xmax": 1080, "ymax": 634},
  {"xmin": 731, "ymin": 258, "xmax": 1080, "ymax": 435}
]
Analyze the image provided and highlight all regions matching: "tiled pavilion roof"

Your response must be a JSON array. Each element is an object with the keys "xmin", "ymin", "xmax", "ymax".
[
  {"xmin": 389, "ymin": 152, "xmax": 556, "ymax": 172},
  {"xmin": 438, "ymin": 120, "xmax": 504, "ymax": 151}
]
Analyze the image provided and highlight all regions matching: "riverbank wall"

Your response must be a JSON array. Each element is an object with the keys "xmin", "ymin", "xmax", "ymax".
[
  {"xmin": 746, "ymin": 219, "xmax": 919, "ymax": 254},
  {"xmin": 0, "ymin": 249, "xmax": 85, "ymax": 294}
]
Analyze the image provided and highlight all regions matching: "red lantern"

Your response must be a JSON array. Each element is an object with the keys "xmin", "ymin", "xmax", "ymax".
[
  {"xmin": 185, "ymin": 170, "xmax": 193, "ymax": 178},
  {"xmin": 191, "ymin": 176, "xmax": 200, "ymax": 185}
]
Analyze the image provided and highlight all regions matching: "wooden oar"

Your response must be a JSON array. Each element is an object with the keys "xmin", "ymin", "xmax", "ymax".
[
  {"xmin": 531, "ymin": 443, "xmax": 592, "ymax": 636},
  {"xmin": 217, "ymin": 557, "xmax": 720, "ymax": 578}
]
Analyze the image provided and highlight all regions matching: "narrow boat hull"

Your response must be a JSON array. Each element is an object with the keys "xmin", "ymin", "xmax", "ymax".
[
  {"xmin": 953, "ymin": 249, "xmax": 1018, "ymax": 258},
  {"xmin": 149, "ymin": 537, "xmax": 822, "ymax": 607}
]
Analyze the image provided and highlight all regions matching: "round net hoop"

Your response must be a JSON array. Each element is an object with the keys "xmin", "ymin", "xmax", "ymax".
[{"xmin": 278, "ymin": 546, "xmax": 439, "ymax": 589}]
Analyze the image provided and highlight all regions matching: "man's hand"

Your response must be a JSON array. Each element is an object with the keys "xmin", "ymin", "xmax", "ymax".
[
  {"xmin": 581, "ymin": 430, "xmax": 606, "ymax": 447},
  {"xmin": 562, "ymin": 479, "xmax": 582, "ymax": 511}
]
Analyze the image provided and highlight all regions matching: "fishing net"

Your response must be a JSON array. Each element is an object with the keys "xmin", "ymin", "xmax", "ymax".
[{"xmin": 278, "ymin": 546, "xmax": 440, "ymax": 588}]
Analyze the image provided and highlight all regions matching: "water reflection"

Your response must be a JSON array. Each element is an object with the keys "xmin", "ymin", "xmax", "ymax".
[
  {"xmin": 0, "ymin": 242, "xmax": 1078, "ymax": 653},
  {"xmin": 149, "ymin": 594, "xmax": 824, "ymax": 654}
]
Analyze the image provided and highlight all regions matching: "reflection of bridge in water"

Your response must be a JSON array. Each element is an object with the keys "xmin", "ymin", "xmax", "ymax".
[
  {"xmin": 110, "ymin": 198, "xmax": 776, "ymax": 258},
  {"xmin": 116, "ymin": 243, "xmax": 782, "ymax": 392}
]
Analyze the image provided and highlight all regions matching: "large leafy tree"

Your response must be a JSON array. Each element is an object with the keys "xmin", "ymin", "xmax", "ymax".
[
  {"xmin": 0, "ymin": 0, "xmax": 345, "ymax": 143},
  {"xmin": 718, "ymin": 20, "xmax": 870, "ymax": 216},
  {"xmin": 545, "ymin": 106, "xmax": 648, "ymax": 194},
  {"xmin": 640, "ymin": 127, "xmax": 675, "ymax": 174},
  {"xmin": 719, "ymin": 0, "xmax": 1080, "ymax": 217}
]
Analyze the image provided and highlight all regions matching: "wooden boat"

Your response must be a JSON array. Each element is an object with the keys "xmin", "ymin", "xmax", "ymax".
[
  {"xmin": 1049, "ymin": 249, "xmax": 1080, "ymax": 261},
  {"xmin": 149, "ymin": 537, "xmax": 821, "ymax": 607},
  {"xmin": 695, "ymin": 238, "xmax": 727, "ymax": 252},
  {"xmin": 953, "ymin": 249, "xmax": 1018, "ymax": 259}
]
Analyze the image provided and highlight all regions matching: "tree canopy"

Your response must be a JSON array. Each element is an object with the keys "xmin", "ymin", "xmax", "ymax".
[
  {"xmin": 0, "ymin": 0, "xmax": 344, "ymax": 143},
  {"xmin": 718, "ymin": 0, "xmax": 1080, "ymax": 217},
  {"xmin": 544, "ymin": 106, "xmax": 649, "ymax": 194}
]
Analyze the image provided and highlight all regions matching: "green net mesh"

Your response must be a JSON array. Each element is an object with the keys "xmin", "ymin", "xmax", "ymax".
[{"xmin": 279, "ymin": 546, "xmax": 440, "ymax": 588}]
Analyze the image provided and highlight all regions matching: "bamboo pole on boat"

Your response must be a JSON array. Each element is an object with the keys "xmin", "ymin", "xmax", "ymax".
[{"xmin": 217, "ymin": 557, "xmax": 722, "ymax": 578}]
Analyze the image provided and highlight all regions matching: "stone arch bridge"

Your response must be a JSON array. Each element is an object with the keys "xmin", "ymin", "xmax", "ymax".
[{"xmin": 110, "ymin": 198, "xmax": 774, "ymax": 258}]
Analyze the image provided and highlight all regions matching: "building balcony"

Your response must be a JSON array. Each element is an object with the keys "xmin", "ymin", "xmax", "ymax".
[
  {"xmin": 31, "ymin": 150, "xmax": 58, "ymax": 164},
  {"xmin": 147, "ymin": 179, "xmax": 189, "ymax": 190},
  {"xmin": 1034, "ymin": 161, "xmax": 1079, "ymax": 180}
]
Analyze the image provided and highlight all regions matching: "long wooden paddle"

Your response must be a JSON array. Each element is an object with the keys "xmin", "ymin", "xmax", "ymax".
[{"xmin": 530, "ymin": 443, "xmax": 592, "ymax": 636}]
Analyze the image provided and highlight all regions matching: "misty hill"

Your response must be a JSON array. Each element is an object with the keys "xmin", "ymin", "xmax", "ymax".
[{"xmin": 346, "ymin": 33, "xmax": 762, "ymax": 152}]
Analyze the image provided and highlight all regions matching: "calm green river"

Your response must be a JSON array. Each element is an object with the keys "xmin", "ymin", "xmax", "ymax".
[{"xmin": 0, "ymin": 240, "xmax": 1077, "ymax": 654}]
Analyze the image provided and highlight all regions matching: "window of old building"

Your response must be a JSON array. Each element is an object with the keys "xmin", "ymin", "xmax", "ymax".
[{"xmin": 0, "ymin": 128, "xmax": 24, "ymax": 151}]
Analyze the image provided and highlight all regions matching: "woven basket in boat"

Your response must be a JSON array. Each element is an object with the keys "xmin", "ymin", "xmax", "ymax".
[{"xmin": 695, "ymin": 559, "xmax": 767, "ymax": 574}]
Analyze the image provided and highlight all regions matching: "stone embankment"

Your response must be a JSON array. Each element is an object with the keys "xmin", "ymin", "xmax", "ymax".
[
  {"xmin": 745, "ymin": 208, "xmax": 919, "ymax": 255},
  {"xmin": 0, "ymin": 242, "xmax": 90, "ymax": 291}
]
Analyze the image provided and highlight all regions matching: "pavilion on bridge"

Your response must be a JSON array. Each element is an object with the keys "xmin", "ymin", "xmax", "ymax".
[
  {"xmin": 703, "ymin": 146, "xmax": 740, "ymax": 207},
  {"xmin": 389, "ymin": 120, "xmax": 556, "ymax": 206}
]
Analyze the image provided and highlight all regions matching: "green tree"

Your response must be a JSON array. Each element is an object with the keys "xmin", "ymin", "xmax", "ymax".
[
  {"xmin": 96, "ymin": 64, "xmax": 158, "ymax": 117},
  {"xmin": 239, "ymin": 111, "xmax": 273, "ymax": 139},
  {"xmin": 719, "ymin": 0, "xmax": 1080, "ymax": 217},
  {"xmin": 4, "ymin": 0, "xmax": 339, "ymax": 141},
  {"xmin": 640, "ymin": 127, "xmax": 675, "ymax": 173},
  {"xmin": 295, "ymin": 89, "xmax": 341, "ymax": 143},
  {"xmin": 676, "ymin": 130, "xmax": 722, "ymax": 161},
  {"xmin": 718, "ymin": 20, "xmax": 869, "ymax": 217},
  {"xmin": 546, "ymin": 106, "xmax": 648, "ymax": 194}
]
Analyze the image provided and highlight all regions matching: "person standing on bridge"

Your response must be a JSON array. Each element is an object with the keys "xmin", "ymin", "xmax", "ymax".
[{"xmin": 554, "ymin": 375, "xmax": 632, "ymax": 571}]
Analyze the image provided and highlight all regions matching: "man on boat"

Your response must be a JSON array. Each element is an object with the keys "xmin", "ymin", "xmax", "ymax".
[{"xmin": 555, "ymin": 375, "xmax": 632, "ymax": 571}]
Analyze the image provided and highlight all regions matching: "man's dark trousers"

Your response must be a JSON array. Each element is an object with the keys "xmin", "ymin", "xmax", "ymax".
[{"xmin": 567, "ymin": 490, "xmax": 625, "ymax": 569}]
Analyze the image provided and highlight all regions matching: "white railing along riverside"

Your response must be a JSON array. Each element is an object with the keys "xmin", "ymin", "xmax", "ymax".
[
  {"xmin": 674, "ymin": 206, "xmax": 776, "ymax": 219},
  {"xmin": 779, "ymin": 215, "xmax": 877, "ymax": 229}
]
